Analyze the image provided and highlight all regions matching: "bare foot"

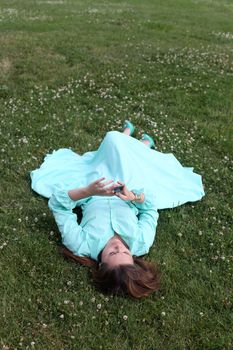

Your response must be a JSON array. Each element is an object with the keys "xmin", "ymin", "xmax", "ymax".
[
  {"xmin": 141, "ymin": 139, "xmax": 151, "ymax": 147},
  {"xmin": 123, "ymin": 127, "xmax": 131, "ymax": 136}
]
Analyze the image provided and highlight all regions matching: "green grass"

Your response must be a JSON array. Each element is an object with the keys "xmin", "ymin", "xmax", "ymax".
[{"xmin": 0, "ymin": 0, "xmax": 233, "ymax": 349}]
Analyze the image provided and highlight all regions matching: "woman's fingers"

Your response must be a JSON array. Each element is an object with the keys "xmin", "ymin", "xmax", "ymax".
[
  {"xmin": 92, "ymin": 177, "xmax": 112, "ymax": 188},
  {"xmin": 99, "ymin": 179, "xmax": 114, "ymax": 188},
  {"xmin": 115, "ymin": 192, "xmax": 128, "ymax": 200},
  {"xmin": 94, "ymin": 177, "xmax": 105, "ymax": 184},
  {"xmin": 104, "ymin": 184, "xmax": 117, "ymax": 193},
  {"xmin": 91, "ymin": 178, "xmax": 130, "ymax": 197},
  {"xmin": 94, "ymin": 178, "xmax": 125, "ymax": 188},
  {"xmin": 116, "ymin": 180, "xmax": 128, "ymax": 194},
  {"xmin": 117, "ymin": 181, "xmax": 124, "ymax": 186}
]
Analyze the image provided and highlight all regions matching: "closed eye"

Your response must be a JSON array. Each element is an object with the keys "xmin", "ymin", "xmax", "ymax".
[{"xmin": 109, "ymin": 251, "xmax": 130, "ymax": 256}]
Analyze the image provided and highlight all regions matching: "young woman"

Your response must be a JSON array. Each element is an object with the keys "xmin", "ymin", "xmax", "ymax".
[{"xmin": 30, "ymin": 121, "xmax": 205, "ymax": 298}]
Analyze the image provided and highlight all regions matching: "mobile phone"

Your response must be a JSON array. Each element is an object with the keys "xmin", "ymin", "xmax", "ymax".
[{"xmin": 113, "ymin": 185, "xmax": 124, "ymax": 193}]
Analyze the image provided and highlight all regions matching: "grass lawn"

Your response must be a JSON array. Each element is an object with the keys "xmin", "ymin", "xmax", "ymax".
[{"xmin": 0, "ymin": 0, "xmax": 232, "ymax": 349}]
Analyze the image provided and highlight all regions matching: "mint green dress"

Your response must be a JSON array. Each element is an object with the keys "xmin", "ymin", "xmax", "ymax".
[{"xmin": 30, "ymin": 131, "xmax": 205, "ymax": 260}]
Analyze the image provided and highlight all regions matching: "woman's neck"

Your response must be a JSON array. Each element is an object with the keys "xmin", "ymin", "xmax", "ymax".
[{"xmin": 113, "ymin": 232, "xmax": 129, "ymax": 249}]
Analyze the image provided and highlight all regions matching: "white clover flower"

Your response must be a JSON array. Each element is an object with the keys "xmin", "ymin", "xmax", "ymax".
[
  {"xmin": 97, "ymin": 303, "xmax": 101, "ymax": 310},
  {"xmin": 21, "ymin": 136, "xmax": 28, "ymax": 144},
  {"xmin": 123, "ymin": 315, "xmax": 128, "ymax": 321},
  {"xmin": 161, "ymin": 312, "xmax": 166, "ymax": 316},
  {"xmin": 59, "ymin": 314, "xmax": 64, "ymax": 319}
]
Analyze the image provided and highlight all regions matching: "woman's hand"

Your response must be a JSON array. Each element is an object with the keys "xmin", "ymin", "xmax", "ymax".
[
  {"xmin": 85, "ymin": 177, "xmax": 117, "ymax": 197},
  {"xmin": 114, "ymin": 181, "xmax": 135, "ymax": 201}
]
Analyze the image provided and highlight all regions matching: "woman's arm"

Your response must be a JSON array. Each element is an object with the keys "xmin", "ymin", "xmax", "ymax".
[
  {"xmin": 48, "ymin": 177, "xmax": 118, "ymax": 255},
  {"xmin": 68, "ymin": 177, "xmax": 117, "ymax": 200},
  {"xmin": 114, "ymin": 182, "xmax": 159, "ymax": 254},
  {"xmin": 48, "ymin": 189, "xmax": 85, "ymax": 255},
  {"xmin": 137, "ymin": 206, "xmax": 159, "ymax": 248},
  {"xmin": 132, "ymin": 198, "xmax": 159, "ymax": 256}
]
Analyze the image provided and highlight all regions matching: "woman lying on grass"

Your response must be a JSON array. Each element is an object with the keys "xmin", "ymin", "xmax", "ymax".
[{"xmin": 31, "ymin": 121, "xmax": 205, "ymax": 298}]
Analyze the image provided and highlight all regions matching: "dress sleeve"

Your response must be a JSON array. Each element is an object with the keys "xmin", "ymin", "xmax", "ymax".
[
  {"xmin": 130, "ymin": 190, "xmax": 159, "ymax": 256},
  {"xmin": 131, "ymin": 188, "xmax": 157, "ymax": 213},
  {"xmin": 48, "ymin": 188, "xmax": 86, "ymax": 255}
]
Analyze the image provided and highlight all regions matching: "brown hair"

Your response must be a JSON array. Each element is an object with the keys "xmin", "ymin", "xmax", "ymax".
[{"xmin": 61, "ymin": 246, "xmax": 160, "ymax": 299}]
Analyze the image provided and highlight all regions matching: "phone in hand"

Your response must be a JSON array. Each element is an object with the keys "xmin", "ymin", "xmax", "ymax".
[{"xmin": 113, "ymin": 185, "xmax": 124, "ymax": 193}]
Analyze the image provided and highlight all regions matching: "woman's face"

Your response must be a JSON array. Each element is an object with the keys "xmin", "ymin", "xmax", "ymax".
[{"xmin": 101, "ymin": 236, "xmax": 134, "ymax": 268}]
